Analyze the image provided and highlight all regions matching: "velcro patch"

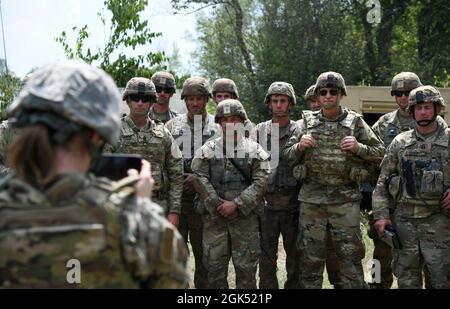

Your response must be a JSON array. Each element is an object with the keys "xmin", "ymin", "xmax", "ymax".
[{"xmin": 224, "ymin": 104, "xmax": 231, "ymax": 115}]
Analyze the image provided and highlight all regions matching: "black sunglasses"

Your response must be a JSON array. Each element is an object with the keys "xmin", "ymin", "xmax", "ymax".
[
  {"xmin": 156, "ymin": 86, "xmax": 175, "ymax": 94},
  {"xmin": 128, "ymin": 94, "xmax": 152, "ymax": 102},
  {"xmin": 392, "ymin": 90, "xmax": 410, "ymax": 97},
  {"xmin": 319, "ymin": 89, "xmax": 339, "ymax": 96}
]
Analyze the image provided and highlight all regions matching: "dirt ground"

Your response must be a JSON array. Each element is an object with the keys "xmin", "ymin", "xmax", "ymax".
[{"xmin": 186, "ymin": 215, "xmax": 398, "ymax": 289}]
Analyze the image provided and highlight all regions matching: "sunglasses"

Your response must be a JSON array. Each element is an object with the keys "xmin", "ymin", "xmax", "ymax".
[
  {"xmin": 319, "ymin": 89, "xmax": 339, "ymax": 96},
  {"xmin": 156, "ymin": 86, "xmax": 175, "ymax": 94},
  {"xmin": 392, "ymin": 90, "xmax": 410, "ymax": 97},
  {"xmin": 128, "ymin": 94, "xmax": 152, "ymax": 103}
]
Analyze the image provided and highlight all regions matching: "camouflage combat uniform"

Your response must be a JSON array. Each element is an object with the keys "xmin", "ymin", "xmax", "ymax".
[
  {"xmin": 370, "ymin": 109, "xmax": 416, "ymax": 288},
  {"xmin": 0, "ymin": 60, "xmax": 189, "ymax": 288},
  {"xmin": 252, "ymin": 82, "xmax": 300, "ymax": 289},
  {"xmin": 166, "ymin": 113, "xmax": 219, "ymax": 288},
  {"xmin": 107, "ymin": 115, "xmax": 183, "ymax": 216},
  {"xmin": 105, "ymin": 77, "xmax": 183, "ymax": 216},
  {"xmin": 369, "ymin": 72, "xmax": 423, "ymax": 288},
  {"xmin": 304, "ymin": 83, "xmax": 342, "ymax": 288},
  {"xmin": 283, "ymin": 72, "xmax": 384, "ymax": 289},
  {"xmin": 252, "ymin": 119, "xmax": 300, "ymax": 289},
  {"xmin": 284, "ymin": 107, "xmax": 383, "ymax": 288},
  {"xmin": 372, "ymin": 86, "xmax": 450, "ymax": 289},
  {"xmin": 192, "ymin": 99, "xmax": 270, "ymax": 289},
  {"xmin": 165, "ymin": 76, "xmax": 219, "ymax": 288},
  {"xmin": 148, "ymin": 107, "xmax": 178, "ymax": 124},
  {"xmin": 0, "ymin": 173, "xmax": 189, "ymax": 288}
]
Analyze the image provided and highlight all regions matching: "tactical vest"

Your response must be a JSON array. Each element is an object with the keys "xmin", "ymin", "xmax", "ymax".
[
  {"xmin": 149, "ymin": 107, "xmax": 178, "ymax": 124},
  {"xmin": 118, "ymin": 117, "xmax": 168, "ymax": 192},
  {"xmin": 381, "ymin": 111, "xmax": 414, "ymax": 147},
  {"xmin": 256, "ymin": 120, "xmax": 298, "ymax": 194},
  {"xmin": 392, "ymin": 127, "xmax": 450, "ymax": 217},
  {"xmin": 209, "ymin": 152, "xmax": 252, "ymax": 202},
  {"xmin": 0, "ymin": 174, "xmax": 138, "ymax": 288},
  {"xmin": 169, "ymin": 114, "xmax": 220, "ymax": 173},
  {"xmin": 302, "ymin": 110, "xmax": 365, "ymax": 186}
]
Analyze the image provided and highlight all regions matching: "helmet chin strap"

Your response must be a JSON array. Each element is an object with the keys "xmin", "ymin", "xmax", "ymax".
[{"xmin": 413, "ymin": 104, "xmax": 438, "ymax": 127}]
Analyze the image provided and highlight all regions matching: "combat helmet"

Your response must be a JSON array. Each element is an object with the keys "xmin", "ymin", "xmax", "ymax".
[
  {"xmin": 264, "ymin": 82, "xmax": 297, "ymax": 105},
  {"xmin": 304, "ymin": 85, "xmax": 317, "ymax": 101},
  {"xmin": 214, "ymin": 99, "xmax": 248, "ymax": 123},
  {"xmin": 391, "ymin": 72, "xmax": 422, "ymax": 96},
  {"xmin": 181, "ymin": 77, "xmax": 211, "ymax": 100},
  {"xmin": 122, "ymin": 77, "xmax": 157, "ymax": 101},
  {"xmin": 212, "ymin": 78, "xmax": 239, "ymax": 99},
  {"xmin": 407, "ymin": 85, "xmax": 445, "ymax": 113},
  {"xmin": 8, "ymin": 60, "xmax": 122, "ymax": 145},
  {"xmin": 21, "ymin": 73, "xmax": 33, "ymax": 89},
  {"xmin": 315, "ymin": 71, "xmax": 347, "ymax": 96},
  {"xmin": 151, "ymin": 71, "xmax": 176, "ymax": 93}
]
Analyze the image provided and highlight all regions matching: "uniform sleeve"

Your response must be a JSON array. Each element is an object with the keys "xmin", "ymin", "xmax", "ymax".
[
  {"xmin": 371, "ymin": 117, "xmax": 384, "ymax": 142},
  {"xmin": 281, "ymin": 120, "xmax": 307, "ymax": 166},
  {"xmin": 164, "ymin": 130, "xmax": 184, "ymax": 214},
  {"xmin": 119, "ymin": 196, "xmax": 189, "ymax": 288},
  {"xmin": 372, "ymin": 139, "xmax": 401, "ymax": 220},
  {"xmin": 249, "ymin": 123, "xmax": 259, "ymax": 142},
  {"xmin": 191, "ymin": 145, "xmax": 221, "ymax": 215},
  {"xmin": 354, "ymin": 117, "xmax": 385, "ymax": 163},
  {"xmin": 234, "ymin": 146, "xmax": 270, "ymax": 216}
]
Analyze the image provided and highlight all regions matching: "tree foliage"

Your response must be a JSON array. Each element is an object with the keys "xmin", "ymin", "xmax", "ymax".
[
  {"xmin": 0, "ymin": 59, "xmax": 21, "ymax": 120},
  {"xmin": 55, "ymin": 0, "xmax": 166, "ymax": 86},
  {"xmin": 173, "ymin": 0, "xmax": 449, "ymax": 121}
]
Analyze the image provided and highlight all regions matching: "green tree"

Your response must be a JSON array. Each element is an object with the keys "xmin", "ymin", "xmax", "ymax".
[
  {"xmin": 172, "ymin": 0, "xmax": 264, "ymax": 121},
  {"xmin": 0, "ymin": 59, "xmax": 21, "ymax": 120},
  {"xmin": 55, "ymin": 0, "xmax": 166, "ymax": 86},
  {"xmin": 416, "ymin": 0, "xmax": 450, "ymax": 86}
]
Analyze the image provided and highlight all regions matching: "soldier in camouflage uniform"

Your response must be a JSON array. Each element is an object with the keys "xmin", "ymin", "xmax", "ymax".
[
  {"xmin": 368, "ymin": 72, "xmax": 423, "ymax": 288},
  {"xmin": 304, "ymin": 83, "xmax": 343, "ymax": 288},
  {"xmin": 283, "ymin": 72, "xmax": 384, "ymax": 289},
  {"xmin": 304, "ymin": 85, "xmax": 321, "ymax": 112},
  {"xmin": 251, "ymin": 82, "xmax": 300, "ymax": 289},
  {"xmin": 150, "ymin": 71, "xmax": 179, "ymax": 123},
  {"xmin": 373, "ymin": 86, "xmax": 450, "ymax": 289},
  {"xmin": 166, "ymin": 77, "xmax": 220, "ymax": 288},
  {"xmin": 212, "ymin": 78, "xmax": 254, "ymax": 135},
  {"xmin": 0, "ymin": 60, "xmax": 189, "ymax": 288},
  {"xmin": 105, "ymin": 77, "xmax": 183, "ymax": 227},
  {"xmin": 192, "ymin": 99, "xmax": 270, "ymax": 288}
]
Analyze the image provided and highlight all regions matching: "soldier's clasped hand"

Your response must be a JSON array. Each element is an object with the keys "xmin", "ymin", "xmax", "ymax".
[
  {"xmin": 340, "ymin": 136, "xmax": 360, "ymax": 154},
  {"xmin": 217, "ymin": 200, "xmax": 238, "ymax": 219},
  {"xmin": 298, "ymin": 134, "xmax": 317, "ymax": 152}
]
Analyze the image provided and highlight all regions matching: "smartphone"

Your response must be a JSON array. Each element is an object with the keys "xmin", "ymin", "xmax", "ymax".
[{"xmin": 90, "ymin": 154, "xmax": 143, "ymax": 181}]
